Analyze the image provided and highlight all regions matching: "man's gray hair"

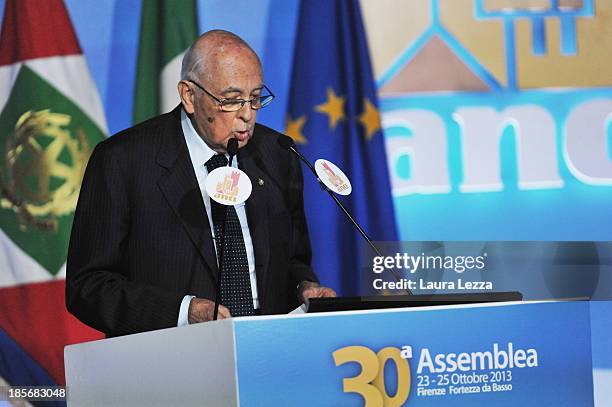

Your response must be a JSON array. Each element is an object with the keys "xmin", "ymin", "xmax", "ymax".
[
  {"xmin": 181, "ymin": 46, "xmax": 203, "ymax": 81},
  {"xmin": 180, "ymin": 30, "xmax": 261, "ymax": 82}
]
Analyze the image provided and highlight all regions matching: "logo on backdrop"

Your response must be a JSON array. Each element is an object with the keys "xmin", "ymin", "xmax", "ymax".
[
  {"xmin": 1, "ymin": 109, "xmax": 92, "ymax": 231},
  {"xmin": 333, "ymin": 342, "xmax": 538, "ymax": 405},
  {"xmin": 374, "ymin": 0, "xmax": 612, "ymax": 196}
]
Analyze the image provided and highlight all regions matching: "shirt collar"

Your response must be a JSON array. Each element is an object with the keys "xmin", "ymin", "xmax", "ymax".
[{"xmin": 181, "ymin": 108, "xmax": 218, "ymax": 167}]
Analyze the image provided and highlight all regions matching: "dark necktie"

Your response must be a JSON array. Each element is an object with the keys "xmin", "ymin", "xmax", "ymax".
[{"xmin": 205, "ymin": 154, "xmax": 255, "ymax": 317}]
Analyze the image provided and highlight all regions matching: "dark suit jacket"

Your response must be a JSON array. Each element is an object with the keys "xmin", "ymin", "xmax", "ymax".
[{"xmin": 66, "ymin": 106, "xmax": 317, "ymax": 336}]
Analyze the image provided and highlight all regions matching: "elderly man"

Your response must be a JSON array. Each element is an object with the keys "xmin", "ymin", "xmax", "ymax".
[{"xmin": 66, "ymin": 30, "xmax": 335, "ymax": 337}]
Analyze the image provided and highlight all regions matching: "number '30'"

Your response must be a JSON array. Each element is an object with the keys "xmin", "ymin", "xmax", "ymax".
[{"xmin": 332, "ymin": 346, "xmax": 411, "ymax": 407}]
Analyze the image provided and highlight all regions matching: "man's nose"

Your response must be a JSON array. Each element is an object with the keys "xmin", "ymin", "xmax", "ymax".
[{"xmin": 237, "ymin": 101, "xmax": 254, "ymax": 121}]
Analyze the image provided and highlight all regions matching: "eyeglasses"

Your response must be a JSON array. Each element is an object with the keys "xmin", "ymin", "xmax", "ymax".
[{"xmin": 188, "ymin": 80, "xmax": 275, "ymax": 112}]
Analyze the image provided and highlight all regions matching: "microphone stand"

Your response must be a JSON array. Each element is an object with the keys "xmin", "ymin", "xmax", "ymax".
[{"xmin": 283, "ymin": 141, "xmax": 412, "ymax": 295}]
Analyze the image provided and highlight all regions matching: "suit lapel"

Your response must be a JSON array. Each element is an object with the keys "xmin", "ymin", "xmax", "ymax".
[
  {"xmin": 238, "ymin": 137, "xmax": 270, "ymax": 302},
  {"xmin": 156, "ymin": 107, "xmax": 219, "ymax": 280}
]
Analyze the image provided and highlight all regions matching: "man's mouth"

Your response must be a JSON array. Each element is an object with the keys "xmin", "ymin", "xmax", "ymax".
[{"xmin": 234, "ymin": 130, "xmax": 250, "ymax": 141}]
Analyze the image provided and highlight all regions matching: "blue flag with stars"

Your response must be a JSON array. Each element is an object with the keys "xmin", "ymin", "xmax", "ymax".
[{"xmin": 286, "ymin": 0, "xmax": 397, "ymax": 296}]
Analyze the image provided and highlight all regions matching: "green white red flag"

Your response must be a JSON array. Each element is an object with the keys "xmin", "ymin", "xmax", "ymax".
[
  {"xmin": 0, "ymin": 0, "xmax": 105, "ymax": 388},
  {"xmin": 133, "ymin": 0, "xmax": 198, "ymax": 123}
]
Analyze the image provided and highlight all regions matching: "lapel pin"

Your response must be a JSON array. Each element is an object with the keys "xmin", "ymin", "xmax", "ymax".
[{"xmin": 257, "ymin": 178, "xmax": 264, "ymax": 186}]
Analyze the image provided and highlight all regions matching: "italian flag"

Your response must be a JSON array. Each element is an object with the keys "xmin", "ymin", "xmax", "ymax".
[
  {"xmin": 133, "ymin": 0, "xmax": 198, "ymax": 124},
  {"xmin": 0, "ymin": 0, "xmax": 105, "ymax": 388}
]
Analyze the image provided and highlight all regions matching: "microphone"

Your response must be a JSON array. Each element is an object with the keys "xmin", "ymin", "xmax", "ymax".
[
  {"xmin": 227, "ymin": 137, "xmax": 238, "ymax": 166},
  {"xmin": 213, "ymin": 137, "xmax": 239, "ymax": 320},
  {"xmin": 277, "ymin": 134, "xmax": 412, "ymax": 295}
]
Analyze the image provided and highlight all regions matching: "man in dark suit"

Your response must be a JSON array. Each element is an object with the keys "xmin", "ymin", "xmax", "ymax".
[{"xmin": 66, "ymin": 30, "xmax": 335, "ymax": 337}]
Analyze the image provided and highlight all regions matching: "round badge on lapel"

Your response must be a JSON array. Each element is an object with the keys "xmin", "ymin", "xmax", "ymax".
[{"xmin": 205, "ymin": 167, "xmax": 252, "ymax": 205}]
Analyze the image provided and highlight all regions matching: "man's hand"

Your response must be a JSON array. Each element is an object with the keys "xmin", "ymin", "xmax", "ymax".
[
  {"xmin": 298, "ymin": 281, "xmax": 336, "ymax": 304},
  {"xmin": 188, "ymin": 297, "xmax": 231, "ymax": 323}
]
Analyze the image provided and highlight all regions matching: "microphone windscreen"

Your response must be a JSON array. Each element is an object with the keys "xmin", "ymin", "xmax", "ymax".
[
  {"xmin": 227, "ymin": 137, "xmax": 239, "ymax": 156},
  {"xmin": 277, "ymin": 134, "xmax": 294, "ymax": 150}
]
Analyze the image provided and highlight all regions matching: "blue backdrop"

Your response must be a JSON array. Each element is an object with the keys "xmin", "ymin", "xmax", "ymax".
[{"xmin": 1, "ymin": 0, "xmax": 609, "ymax": 243}]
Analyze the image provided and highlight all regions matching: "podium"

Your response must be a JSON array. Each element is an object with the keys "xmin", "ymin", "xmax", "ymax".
[{"xmin": 65, "ymin": 301, "xmax": 596, "ymax": 406}]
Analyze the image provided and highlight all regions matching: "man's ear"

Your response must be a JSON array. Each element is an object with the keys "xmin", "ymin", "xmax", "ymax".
[{"xmin": 178, "ymin": 81, "xmax": 195, "ymax": 114}]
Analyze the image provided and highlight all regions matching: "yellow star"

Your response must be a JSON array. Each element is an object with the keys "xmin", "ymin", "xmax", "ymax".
[
  {"xmin": 315, "ymin": 87, "xmax": 346, "ymax": 130},
  {"xmin": 358, "ymin": 98, "xmax": 381, "ymax": 141},
  {"xmin": 285, "ymin": 114, "xmax": 307, "ymax": 144}
]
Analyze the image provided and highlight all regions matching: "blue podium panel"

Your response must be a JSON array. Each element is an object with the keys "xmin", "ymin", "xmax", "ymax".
[{"xmin": 234, "ymin": 301, "xmax": 593, "ymax": 407}]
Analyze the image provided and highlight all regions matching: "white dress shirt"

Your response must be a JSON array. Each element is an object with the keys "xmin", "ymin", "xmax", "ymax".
[{"xmin": 177, "ymin": 109, "xmax": 259, "ymax": 325}]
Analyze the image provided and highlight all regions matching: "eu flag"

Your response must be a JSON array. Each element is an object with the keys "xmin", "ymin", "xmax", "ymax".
[{"xmin": 286, "ymin": 0, "xmax": 397, "ymax": 295}]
